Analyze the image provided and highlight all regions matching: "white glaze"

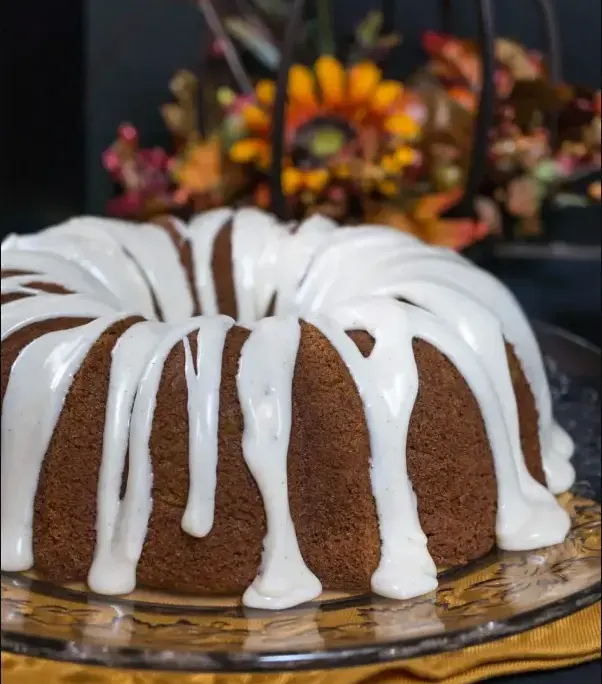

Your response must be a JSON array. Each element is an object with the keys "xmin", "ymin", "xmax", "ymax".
[
  {"xmin": 273, "ymin": 214, "xmax": 338, "ymax": 316},
  {"xmin": 307, "ymin": 302, "xmax": 438, "ymax": 599},
  {"xmin": 309, "ymin": 298, "xmax": 569, "ymax": 597},
  {"xmin": 181, "ymin": 315, "xmax": 234, "ymax": 537},
  {"xmin": 230, "ymin": 208, "xmax": 289, "ymax": 324},
  {"xmin": 238, "ymin": 316, "xmax": 322, "ymax": 609},
  {"xmin": 188, "ymin": 208, "xmax": 234, "ymax": 315},
  {"xmin": 1, "ymin": 313, "xmax": 127, "ymax": 570},
  {"xmin": 4, "ymin": 228, "xmax": 157, "ymax": 319},
  {"xmin": 1, "ymin": 294, "xmax": 118, "ymax": 342},
  {"xmin": 88, "ymin": 320, "xmax": 165, "ymax": 594},
  {"xmin": 294, "ymin": 228, "xmax": 418, "ymax": 312},
  {"xmin": 98, "ymin": 318, "xmax": 209, "ymax": 595},
  {"xmin": 403, "ymin": 302, "xmax": 571, "ymax": 550},
  {"xmin": 1, "ymin": 248, "xmax": 120, "ymax": 306},
  {"xmin": 56, "ymin": 217, "xmax": 195, "ymax": 322},
  {"xmin": 358, "ymin": 279, "xmax": 555, "ymax": 505},
  {"xmin": 295, "ymin": 241, "xmax": 574, "ymax": 494},
  {"xmin": 1, "ymin": 209, "xmax": 575, "ymax": 609}
]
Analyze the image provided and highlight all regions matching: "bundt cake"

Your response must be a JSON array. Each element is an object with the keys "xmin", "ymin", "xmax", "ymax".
[{"xmin": 1, "ymin": 208, "xmax": 576, "ymax": 610}]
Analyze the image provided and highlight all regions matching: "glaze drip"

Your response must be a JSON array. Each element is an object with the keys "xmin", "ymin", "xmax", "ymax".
[
  {"xmin": 182, "ymin": 316, "xmax": 234, "ymax": 538},
  {"xmin": 238, "ymin": 317, "xmax": 322, "ymax": 609}
]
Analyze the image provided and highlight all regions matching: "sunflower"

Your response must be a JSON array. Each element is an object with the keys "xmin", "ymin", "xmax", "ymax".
[{"xmin": 227, "ymin": 56, "xmax": 422, "ymax": 202}]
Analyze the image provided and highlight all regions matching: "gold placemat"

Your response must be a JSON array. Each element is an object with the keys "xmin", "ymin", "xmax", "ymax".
[{"xmin": 2, "ymin": 602, "xmax": 600, "ymax": 683}]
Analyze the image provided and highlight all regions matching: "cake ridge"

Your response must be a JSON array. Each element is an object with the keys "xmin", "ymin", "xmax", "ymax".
[
  {"xmin": 1, "ymin": 312, "xmax": 130, "ymax": 570},
  {"xmin": 188, "ymin": 208, "xmax": 235, "ymax": 315},
  {"xmin": 88, "ymin": 319, "xmax": 164, "ymax": 594},
  {"xmin": 292, "ymin": 235, "xmax": 575, "ymax": 494}
]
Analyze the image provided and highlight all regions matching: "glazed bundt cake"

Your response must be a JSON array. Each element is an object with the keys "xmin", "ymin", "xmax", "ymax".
[{"xmin": 1, "ymin": 208, "xmax": 576, "ymax": 609}]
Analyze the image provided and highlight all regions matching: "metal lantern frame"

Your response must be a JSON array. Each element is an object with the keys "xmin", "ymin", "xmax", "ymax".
[{"xmin": 265, "ymin": 0, "xmax": 563, "ymax": 222}]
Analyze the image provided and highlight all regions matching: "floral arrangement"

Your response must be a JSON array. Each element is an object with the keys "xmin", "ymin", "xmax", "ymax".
[
  {"xmin": 422, "ymin": 31, "xmax": 601, "ymax": 235},
  {"xmin": 103, "ymin": 1, "xmax": 600, "ymax": 250}
]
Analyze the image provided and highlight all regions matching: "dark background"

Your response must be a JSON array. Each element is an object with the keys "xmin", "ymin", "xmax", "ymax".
[{"xmin": 0, "ymin": 3, "xmax": 600, "ymax": 680}]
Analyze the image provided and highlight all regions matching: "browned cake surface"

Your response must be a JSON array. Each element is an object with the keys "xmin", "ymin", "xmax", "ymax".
[
  {"xmin": 1, "ymin": 282, "xmax": 72, "ymax": 306},
  {"xmin": 290, "ymin": 323, "xmax": 380, "ymax": 591},
  {"xmin": 347, "ymin": 331, "xmax": 499, "ymax": 571},
  {"xmin": 507, "ymin": 344, "xmax": 546, "ymax": 485},
  {"xmin": 31, "ymin": 318, "xmax": 143, "ymax": 581},
  {"xmin": 1, "ymin": 269, "xmax": 38, "ymax": 278},
  {"xmin": 407, "ymin": 339, "xmax": 498, "ymax": 566},
  {"xmin": 152, "ymin": 216, "xmax": 201, "ymax": 315},
  {"xmin": 211, "ymin": 220, "xmax": 238, "ymax": 319},
  {"xmin": 1, "ymin": 319, "xmax": 92, "ymax": 404},
  {"xmin": 136, "ymin": 325, "xmax": 266, "ymax": 593}
]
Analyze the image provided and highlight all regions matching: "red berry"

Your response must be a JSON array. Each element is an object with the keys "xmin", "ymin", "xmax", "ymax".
[
  {"xmin": 118, "ymin": 123, "xmax": 138, "ymax": 143},
  {"xmin": 102, "ymin": 149, "xmax": 121, "ymax": 173}
]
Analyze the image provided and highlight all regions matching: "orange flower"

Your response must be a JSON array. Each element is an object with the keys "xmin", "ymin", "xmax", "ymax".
[
  {"xmin": 448, "ymin": 87, "xmax": 478, "ymax": 113},
  {"xmin": 282, "ymin": 167, "xmax": 330, "ymax": 197},
  {"xmin": 364, "ymin": 202, "xmax": 420, "ymax": 235},
  {"xmin": 253, "ymin": 183, "xmax": 271, "ymax": 209},
  {"xmin": 228, "ymin": 138, "xmax": 271, "ymax": 168},
  {"xmin": 411, "ymin": 189, "xmax": 463, "ymax": 222},
  {"xmin": 228, "ymin": 56, "xmax": 422, "ymax": 193},
  {"xmin": 423, "ymin": 218, "xmax": 489, "ymax": 250},
  {"xmin": 410, "ymin": 190, "xmax": 492, "ymax": 250},
  {"xmin": 315, "ymin": 56, "xmax": 345, "ymax": 107}
]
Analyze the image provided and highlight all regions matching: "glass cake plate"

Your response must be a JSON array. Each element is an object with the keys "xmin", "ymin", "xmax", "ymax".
[{"xmin": 1, "ymin": 322, "xmax": 600, "ymax": 673}]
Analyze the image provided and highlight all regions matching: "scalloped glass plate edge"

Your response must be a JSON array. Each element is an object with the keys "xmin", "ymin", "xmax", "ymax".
[{"xmin": 2, "ymin": 577, "xmax": 601, "ymax": 673}]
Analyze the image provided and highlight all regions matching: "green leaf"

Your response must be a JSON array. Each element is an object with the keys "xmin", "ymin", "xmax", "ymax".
[
  {"xmin": 356, "ymin": 10, "xmax": 383, "ymax": 47},
  {"xmin": 533, "ymin": 159, "xmax": 562, "ymax": 184},
  {"xmin": 533, "ymin": 177, "xmax": 548, "ymax": 201},
  {"xmin": 220, "ymin": 114, "xmax": 248, "ymax": 149},
  {"xmin": 553, "ymin": 193, "xmax": 591, "ymax": 208},
  {"xmin": 225, "ymin": 17, "xmax": 281, "ymax": 70},
  {"xmin": 348, "ymin": 35, "xmax": 401, "ymax": 65},
  {"xmin": 252, "ymin": 0, "xmax": 291, "ymax": 19}
]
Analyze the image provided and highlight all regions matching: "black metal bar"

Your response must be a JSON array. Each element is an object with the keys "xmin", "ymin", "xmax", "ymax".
[
  {"xmin": 533, "ymin": 0, "xmax": 562, "ymax": 144},
  {"xmin": 444, "ymin": 0, "xmax": 496, "ymax": 219},
  {"xmin": 269, "ymin": 0, "xmax": 307, "ymax": 219}
]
